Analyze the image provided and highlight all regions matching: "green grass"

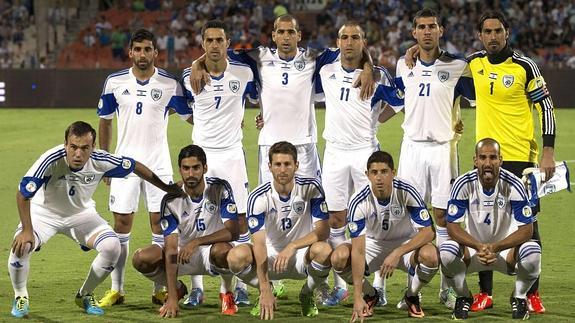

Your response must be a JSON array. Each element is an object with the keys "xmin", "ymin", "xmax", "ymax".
[{"xmin": 0, "ymin": 108, "xmax": 574, "ymax": 322}]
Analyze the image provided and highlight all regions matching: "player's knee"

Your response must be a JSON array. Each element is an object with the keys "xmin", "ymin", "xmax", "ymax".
[
  {"xmin": 516, "ymin": 241, "xmax": 541, "ymax": 276},
  {"xmin": 210, "ymin": 242, "xmax": 232, "ymax": 268},
  {"xmin": 310, "ymin": 241, "xmax": 332, "ymax": 264},
  {"xmin": 418, "ymin": 244, "xmax": 439, "ymax": 268},
  {"xmin": 94, "ymin": 231, "xmax": 121, "ymax": 263},
  {"xmin": 439, "ymin": 240, "xmax": 461, "ymax": 268},
  {"xmin": 132, "ymin": 246, "xmax": 160, "ymax": 273},
  {"xmin": 227, "ymin": 245, "xmax": 252, "ymax": 273},
  {"xmin": 113, "ymin": 213, "xmax": 134, "ymax": 233},
  {"xmin": 330, "ymin": 245, "xmax": 350, "ymax": 271}
]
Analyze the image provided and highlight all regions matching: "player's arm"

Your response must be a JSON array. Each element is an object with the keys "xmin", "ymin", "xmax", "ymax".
[
  {"xmin": 160, "ymin": 232, "xmax": 180, "ymax": 318},
  {"xmin": 179, "ymin": 215, "xmax": 239, "ymax": 264},
  {"xmin": 446, "ymin": 221, "xmax": 481, "ymax": 251},
  {"xmin": 355, "ymin": 47, "xmax": 376, "ymax": 100},
  {"xmin": 492, "ymin": 223, "xmax": 533, "ymax": 254},
  {"xmin": 98, "ymin": 118, "xmax": 112, "ymax": 152},
  {"xmin": 13, "ymin": 191, "xmax": 34, "ymax": 257},
  {"xmin": 446, "ymin": 194, "xmax": 483, "ymax": 251},
  {"xmin": 133, "ymin": 161, "xmax": 183, "ymax": 195},
  {"xmin": 350, "ymin": 235, "xmax": 370, "ymax": 322},
  {"xmin": 252, "ymin": 230, "xmax": 275, "ymax": 320},
  {"xmin": 491, "ymin": 192, "xmax": 535, "ymax": 253}
]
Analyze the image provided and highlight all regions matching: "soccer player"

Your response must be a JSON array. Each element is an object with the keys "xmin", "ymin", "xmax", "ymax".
[
  {"xmin": 97, "ymin": 28, "xmax": 192, "ymax": 307},
  {"xmin": 315, "ymin": 22, "xmax": 404, "ymax": 306},
  {"xmin": 333, "ymin": 151, "xmax": 437, "ymax": 320},
  {"xmin": 181, "ymin": 19, "xmax": 258, "ymax": 307},
  {"xmin": 466, "ymin": 11, "xmax": 556, "ymax": 313},
  {"xmin": 441, "ymin": 138, "xmax": 540, "ymax": 320},
  {"xmin": 189, "ymin": 14, "xmax": 375, "ymax": 185},
  {"xmin": 8, "ymin": 121, "xmax": 183, "ymax": 318},
  {"xmin": 132, "ymin": 145, "xmax": 240, "ymax": 317},
  {"xmin": 226, "ymin": 141, "xmax": 332, "ymax": 319},
  {"xmin": 392, "ymin": 8, "xmax": 475, "ymax": 309}
]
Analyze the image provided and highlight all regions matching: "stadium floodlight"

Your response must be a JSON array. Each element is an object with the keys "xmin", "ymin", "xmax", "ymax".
[{"xmin": 0, "ymin": 81, "xmax": 4, "ymax": 102}]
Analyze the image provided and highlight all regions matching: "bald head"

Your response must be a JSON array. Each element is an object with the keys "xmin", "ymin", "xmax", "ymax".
[{"xmin": 475, "ymin": 138, "xmax": 501, "ymax": 156}]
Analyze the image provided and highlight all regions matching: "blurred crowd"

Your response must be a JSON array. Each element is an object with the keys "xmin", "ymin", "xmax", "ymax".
[{"xmin": 2, "ymin": 0, "xmax": 575, "ymax": 69}]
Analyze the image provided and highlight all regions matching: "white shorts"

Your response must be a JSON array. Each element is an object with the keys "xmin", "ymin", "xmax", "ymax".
[
  {"xmin": 16, "ymin": 205, "xmax": 112, "ymax": 247},
  {"xmin": 203, "ymin": 146, "xmax": 249, "ymax": 214},
  {"xmin": 397, "ymin": 137, "xmax": 456, "ymax": 209},
  {"xmin": 266, "ymin": 246, "xmax": 309, "ymax": 280},
  {"xmin": 176, "ymin": 245, "xmax": 220, "ymax": 276},
  {"xmin": 466, "ymin": 245, "xmax": 514, "ymax": 275},
  {"xmin": 354, "ymin": 237, "xmax": 414, "ymax": 274},
  {"xmin": 322, "ymin": 144, "xmax": 377, "ymax": 211},
  {"xmin": 109, "ymin": 175, "xmax": 173, "ymax": 213},
  {"xmin": 258, "ymin": 143, "xmax": 321, "ymax": 185}
]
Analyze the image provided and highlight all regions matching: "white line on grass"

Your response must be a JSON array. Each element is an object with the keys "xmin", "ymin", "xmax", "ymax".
[{"xmin": 564, "ymin": 160, "xmax": 575, "ymax": 163}]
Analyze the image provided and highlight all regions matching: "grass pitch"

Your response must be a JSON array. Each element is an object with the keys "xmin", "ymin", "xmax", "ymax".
[{"xmin": 0, "ymin": 108, "xmax": 574, "ymax": 322}]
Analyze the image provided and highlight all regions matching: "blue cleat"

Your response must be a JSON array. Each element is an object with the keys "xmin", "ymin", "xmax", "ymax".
[
  {"xmin": 234, "ymin": 287, "xmax": 250, "ymax": 306},
  {"xmin": 11, "ymin": 296, "xmax": 29, "ymax": 318},
  {"xmin": 75, "ymin": 293, "xmax": 104, "ymax": 315},
  {"xmin": 375, "ymin": 287, "xmax": 387, "ymax": 307},
  {"xmin": 321, "ymin": 287, "xmax": 349, "ymax": 306},
  {"xmin": 182, "ymin": 288, "xmax": 204, "ymax": 308}
]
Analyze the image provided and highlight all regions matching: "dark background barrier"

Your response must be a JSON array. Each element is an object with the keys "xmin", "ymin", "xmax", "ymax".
[{"xmin": 0, "ymin": 69, "xmax": 573, "ymax": 108}]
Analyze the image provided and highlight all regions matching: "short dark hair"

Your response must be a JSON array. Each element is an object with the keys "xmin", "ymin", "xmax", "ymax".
[
  {"xmin": 178, "ymin": 145, "xmax": 207, "ymax": 167},
  {"xmin": 273, "ymin": 14, "xmax": 299, "ymax": 31},
  {"xmin": 338, "ymin": 21, "xmax": 365, "ymax": 39},
  {"xmin": 367, "ymin": 151, "xmax": 394, "ymax": 171},
  {"xmin": 475, "ymin": 138, "xmax": 501, "ymax": 156},
  {"xmin": 65, "ymin": 121, "xmax": 96, "ymax": 144},
  {"xmin": 477, "ymin": 10, "xmax": 509, "ymax": 32},
  {"xmin": 268, "ymin": 141, "xmax": 297, "ymax": 163},
  {"xmin": 201, "ymin": 19, "xmax": 229, "ymax": 39},
  {"xmin": 412, "ymin": 8, "xmax": 441, "ymax": 28},
  {"xmin": 129, "ymin": 28, "xmax": 157, "ymax": 49}
]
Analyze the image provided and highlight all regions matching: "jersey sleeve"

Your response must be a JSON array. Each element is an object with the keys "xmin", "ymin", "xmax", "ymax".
[
  {"xmin": 97, "ymin": 76, "xmax": 118, "ymax": 119},
  {"xmin": 159, "ymin": 193, "xmax": 182, "ymax": 236},
  {"xmin": 228, "ymin": 48, "xmax": 260, "ymax": 81},
  {"xmin": 314, "ymin": 48, "xmax": 340, "ymax": 71},
  {"xmin": 347, "ymin": 194, "xmax": 368, "ymax": 238},
  {"xmin": 219, "ymin": 180, "xmax": 238, "ymax": 222},
  {"xmin": 91, "ymin": 150, "xmax": 136, "ymax": 178},
  {"xmin": 399, "ymin": 180, "xmax": 433, "ymax": 228},
  {"xmin": 371, "ymin": 67, "xmax": 404, "ymax": 112},
  {"xmin": 244, "ymin": 79, "xmax": 259, "ymax": 104},
  {"xmin": 168, "ymin": 79, "xmax": 193, "ymax": 120},
  {"xmin": 18, "ymin": 146, "xmax": 65, "ymax": 199},
  {"xmin": 505, "ymin": 172, "xmax": 535, "ymax": 226},
  {"xmin": 526, "ymin": 69, "xmax": 556, "ymax": 147},
  {"xmin": 455, "ymin": 64, "xmax": 475, "ymax": 102},
  {"xmin": 308, "ymin": 179, "xmax": 329, "ymax": 223},
  {"xmin": 247, "ymin": 188, "xmax": 267, "ymax": 234},
  {"xmin": 446, "ymin": 175, "xmax": 471, "ymax": 223}
]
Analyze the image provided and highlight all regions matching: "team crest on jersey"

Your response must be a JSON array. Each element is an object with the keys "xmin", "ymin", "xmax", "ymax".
[
  {"xmin": 391, "ymin": 206, "xmax": 402, "ymax": 217},
  {"xmin": 121, "ymin": 159, "xmax": 132, "ymax": 170},
  {"xmin": 248, "ymin": 217, "xmax": 259, "ymax": 229},
  {"xmin": 294, "ymin": 60, "xmax": 305, "ymax": 71},
  {"xmin": 229, "ymin": 80, "xmax": 240, "ymax": 93},
  {"xmin": 497, "ymin": 196, "xmax": 506, "ymax": 208},
  {"xmin": 502, "ymin": 75, "xmax": 514, "ymax": 88},
  {"xmin": 227, "ymin": 203, "xmax": 237, "ymax": 213},
  {"xmin": 293, "ymin": 201, "xmax": 305, "ymax": 215},
  {"xmin": 419, "ymin": 209, "xmax": 430, "ymax": 221},
  {"xmin": 25, "ymin": 181, "xmax": 37, "ymax": 193},
  {"xmin": 437, "ymin": 71, "xmax": 450, "ymax": 82},
  {"xmin": 348, "ymin": 222, "xmax": 358, "ymax": 233},
  {"xmin": 448, "ymin": 204, "xmax": 458, "ymax": 216},
  {"xmin": 205, "ymin": 200, "xmax": 217, "ymax": 214},
  {"xmin": 83, "ymin": 174, "xmax": 96, "ymax": 184},
  {"xmin": 522, "ymin": 205, "xmax": 532, "ymax": 217},
  {"xmin": 151, "ymin": 88, "xmax": 162, "ymax": 101}
]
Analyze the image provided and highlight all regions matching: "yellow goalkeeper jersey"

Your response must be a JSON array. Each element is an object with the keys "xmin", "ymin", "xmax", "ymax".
[{"xmin": 468, "ymin": 47, "xmax": 556, "ymax": 163}]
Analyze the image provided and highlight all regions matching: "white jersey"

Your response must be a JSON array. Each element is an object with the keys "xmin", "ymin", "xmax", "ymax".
[
  {"xmin": 396, "ymin": 51, "xmax": 475, "ymax": 143},
  {"xmin": 97, "ymin": 67, "xmax": 191, "ymax": 176},
  {"xmin": 247, "ymin": 176, "xmax": 329, "ymax": 251},
  {"xmin": 447, "ymin": 168, "xmax": 534, "ymax": 243},
  {"xmin": 229, "ymin": 47, "xmax": 339, "ymax": 145},
  {"xmin": 159, "ymin": 177, "xmax": 238, "ymax": 247},
  {"xmin": 182, "ymin": 60, "xmax": 258, "ymax": 149},
  {"xmin": 347, "ymin": 179, "xmax": 432, "ymax": 241},
  {"xmin": 317, "ymin": 61, "xmax": 404, "ymax": 149},
  {"xmin": 19, "ymin": 145, "xmax": 136, "ymax": 215}
]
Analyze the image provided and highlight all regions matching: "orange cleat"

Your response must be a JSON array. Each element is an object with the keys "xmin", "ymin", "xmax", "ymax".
[
  {"xmin": 220, "ymin": 292, "xmax": 238, "ymax": 315},
  {"xmin": 470, "ymin": 292, "xmax": 493, "ymax": 312},
  {"xmin": 527, "ymin": 291, "xmax": 546, "ymax": 314}
]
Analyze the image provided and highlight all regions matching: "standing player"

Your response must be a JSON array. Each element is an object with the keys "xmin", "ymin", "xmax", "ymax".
[
  {"xmin": 97, "ymin": 29, "xmax": 192, "ymax": 307},
  {"xmin": 132, "ymin": 145, "xmax": 240, "ymax": 317},
  {"xmin": 441, "ymin": 138, "xmax": 540, "ymax": 320},
  {"xmin": 466, "ymin": 11, "xmax": 556, "ymax": 313},
  {"xmin": 226, "ymin": 141, "xmax": 333, "ymax": 319},
  {"xmin": 181, "ymin": 20, "xmax": 258, "ymax": 307},
  {"xmin": 8, "ymin": 121, "xmax": 183, "ymax": 318},
  {"xmin": 392, "ymin": 8, "xmax": 475, "ymax": 308},
  {"xmin": 315, "ymin": 22, "xmax": 404, "ymax": 306},
  {"xmin": 333, "ymin": 151, "xmax": 438, "ymax": 320}
]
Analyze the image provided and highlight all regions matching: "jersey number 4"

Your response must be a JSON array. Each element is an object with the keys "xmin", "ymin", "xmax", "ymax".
[{"xmin": 483, "ymin": 213, "xmax": 491, "ymax": 225}]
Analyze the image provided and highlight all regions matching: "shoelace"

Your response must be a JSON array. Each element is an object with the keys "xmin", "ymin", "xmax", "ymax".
[
  {"xmin": 88, "ymin": 295, "xmax": 99, "ymax": 307},
  {"xmin": 16, "ymin": 297, "xmax": 27, "ymax": 310}
]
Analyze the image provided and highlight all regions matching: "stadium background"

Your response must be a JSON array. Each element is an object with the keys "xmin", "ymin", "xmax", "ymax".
[{"xmin": 0, "ymin": 0, "xmax": 574, "ymax": 321}]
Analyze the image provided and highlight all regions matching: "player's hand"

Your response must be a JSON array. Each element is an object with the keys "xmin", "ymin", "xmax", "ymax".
[
  {"xmin": 165, "ymin": 183, "xmax": 186, "ymax": 197},
  {"xmin": 539, "ymin": 147, "xmax": 556, "ymax": 181},
  {"xmin": 12, "ymin": 230, "xmax": 35, "ymax": 258},
  {"xmin": 404, "ymin": 45, "xmax": 419, "ymax": 69},
  {"xmin": 255, "ymin": 113, "xmax": 264, "ymax": 130},
  {"xmin": 274, "ymin": 243, "xmax": 296, "ymax": 273},
  {"xmin": 380, "ymin": 250, "xmax": 401, "ymax": 278},
  {"xmin": 178, "ymin": 241, "xmax": 199, "ymax": 264},
  {"xmin": 350, "ymin": 298, "xmax": 370, "ymax": 322},
  {"xmin": 354, "ymin": 68, "xmax": 376, "ymax": 100},
  {"xmin": 159, "ymin": 298, "xmax": 179, "ymax": 318},
  {"xmin": 102, "ymin": 177, "xmax": 111, "ymax": 186},
  {"xmin": 454, "ymin": 119, "xmax": 464, "ymax": 135},
  {"xmin": 190, "ymin": 59, "xmax": 210, "ymax": 95},
  {"xmin": 477, "ymin": 244, "xmax": 496, "ymax": 266},
  {"xmin": 259, "ymin": 285, "xmax": 276, "ymax": 320}
]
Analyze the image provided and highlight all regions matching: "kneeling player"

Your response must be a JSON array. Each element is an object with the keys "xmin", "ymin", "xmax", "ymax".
[
  {"xmin": 226, "ymin": 141, "xmax": 332, "ymax": 319},
  {"xmin": 441, "ymin": 138, "xmax": 540, "ymax": 320},
  {"xmin": 333, "ymin": 151, "xmax": 438, "ymax": 320},
  {"xmin": 132, "ymin": 145, "xmax": 240, "ymax": 318}
]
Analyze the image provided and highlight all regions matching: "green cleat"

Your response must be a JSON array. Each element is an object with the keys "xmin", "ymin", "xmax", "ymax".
[
  {"xmin": 273, "ymin": 280, "xmax": 288, "ymax": 300},
  {"xmin": 75, "ymin": 293, "xmax": 104, "ymax": 315},
  {"xmin": 250, "ymin": 296, "xmax": 260, "ymax": 317},
  {"xmin": 299, "ymin": 285, "xmax": 318, "ymax": 317}
]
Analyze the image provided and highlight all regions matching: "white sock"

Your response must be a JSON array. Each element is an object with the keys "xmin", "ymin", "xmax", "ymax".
[
  {"xmin": 439, "ymin": 240, "xmax": 470, "ymax": 298},
  {"xmin": 373, "ymin": 270, "xmax": 386, "ymax": 290},
  {"xmin": 191, "ymin": 275, "xmax": 204, "ymax": 290},
  {"xmin": 233, "ymin": 263, "xmax": 259, "ymax": 288},
  {"xmin": 236, "ymin": 280, "xmax": 248, "ymax": 290},
  {"xmin": 143, "ymin": 267, "xmax": 167, "ymax": 286},
  {"xmin": 514, "ymin": 242, "xmax": 541, "ymax": 298},
  {"xmin": 435, "ymin": 225, "xmax": 450, "ymax": 291},
  {"xmin": 408, "ymin": 264, "xmax": 438, "ymax": 296},
  {"xmin": 220, "ymin": 274, "xmax": 234, "ymax": 293},
  {"xmin": 111, "ymin": 233, "xmax": 130, "ymax": 293},
  {"xmin": 329, "ymin": 227, "xmax": 347, "ymax": 290},
  {"xmin": 79, "ymin": 231, "xmax": 120, "ymax": 296},
  {"xmin": 151, "ymin": 233, "xmax": 165, "ymax": 293},
  {"xmin": 304, "ymin": 260, "xmax": 331, "ymax": 293},
  {"xmin": 8, "ymin": 239, "xmax": 36, "ymax": 298}
]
